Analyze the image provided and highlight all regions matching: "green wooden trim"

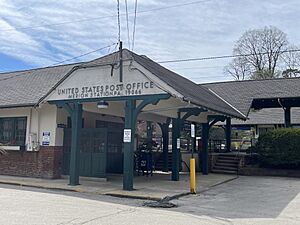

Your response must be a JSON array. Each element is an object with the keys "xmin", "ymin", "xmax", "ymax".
[
  {"xmin": 158, "ymin": 118, "xmax": 171, "ymax": 172},
  {"xmin": 146, "ymin": 121, "xmax": 153, "ymax": 149},
  {"xmin": 181, "ymin": 108, "xmax": 206, "ymax": 121},
  {"xmin": 69, "ymin": 103, "xmax": 82, "ymax": 185},
  {"xmin": 225, "ymin": 117, "xmax": 231, "ymax": 152},
  {"xmin": 123, "ymin": 99, "xmax": 136, "ymax": 191},
  {"xmin": 284, "ymin": 107, "xmax": 291, "ymax": 128},
  {"xmin": 208, "ymin": 117, "xmax": 225, "ymax": 129},
  {"xmin": 123, "ymin": 94, "xmax": 169, "ymax": 191},
  {"xmin": 201, "ymin": 122, "xmax": 209, "ymax": 175},
  {"xmin": 171, "ymin": 117, "xmax": 180, "ymax": 181},
  {"xmin": 48, "ymin": 94, "xmax": 171, "ymax": 105}
]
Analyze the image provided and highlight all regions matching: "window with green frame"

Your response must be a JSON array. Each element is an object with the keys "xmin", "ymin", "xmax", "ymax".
[{"xmin": 0, "ymin": 117, "xmax": 27, "ymax": 146}]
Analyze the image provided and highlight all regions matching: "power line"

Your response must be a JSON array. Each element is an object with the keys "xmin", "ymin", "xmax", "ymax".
[
  {"xmin": 124, "ymin": 0, "xmax": 131, "ymax": 49},
  {"xmin": 157, "ymin": 49, "xmax": 300, "ymax": 64},
  {"xmin": 132, "ymin": 0, "xmax": 138, "ymax": 51},
  {"xmin": 170, "ymin": 65, "xmax": 224, "ymax": 70},
  {"xmin": 0, "ymin": 43, "xmax": 117, "ymax": 81},
  {"xmin": 0, "ymin": 0, "xmax": 212, "ymax": 33},
  {"xmin": 51, "ymin": 43, "xmax": 117, "ymax": 66}
]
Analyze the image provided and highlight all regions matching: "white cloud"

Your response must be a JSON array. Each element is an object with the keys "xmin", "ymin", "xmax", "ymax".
[{"xmin": 0, "ymin": 0, "xmax": 299, "ymax": 82}]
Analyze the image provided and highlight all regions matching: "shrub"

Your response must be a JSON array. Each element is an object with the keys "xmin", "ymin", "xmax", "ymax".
[{"xmin": 253, "ymin": 128, "xmax": 300, "ymax": 169}]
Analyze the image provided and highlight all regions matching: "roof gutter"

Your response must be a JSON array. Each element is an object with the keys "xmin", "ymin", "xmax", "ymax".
[
  {"xmin": 207, "ymin": 89, "xmax": 247, "ymax": 120},
  {"xmin": 0, "ymin": 103, "xmax": 35, "ymax": 109}
]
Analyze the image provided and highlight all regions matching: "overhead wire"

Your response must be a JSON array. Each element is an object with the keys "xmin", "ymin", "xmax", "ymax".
[
  {"xmin": 50, "ymin": 43, "xmax": 117, "ymax": 66},
  {"xmin": 0, "ymin": 0, "xmax": 212, "ymax": 33},
  {"xmin": 0, "ymin": 43, "xmax": 117, "ymax": 81},
  {"xmin": 124, "ymin": 0, "xmax": 131, "ymax": 49},
  {"xmin": 131, "ymin": 0, "xmax": 138, "ymax": 51},
  {"xmin": 157, "ymin": 49, "xmax": 300, "ymax": 64}
]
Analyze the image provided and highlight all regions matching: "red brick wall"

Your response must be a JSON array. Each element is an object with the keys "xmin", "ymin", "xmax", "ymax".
[{"xmin": 0, "ymin": 146, "xmax": 63, "ymax": 179}]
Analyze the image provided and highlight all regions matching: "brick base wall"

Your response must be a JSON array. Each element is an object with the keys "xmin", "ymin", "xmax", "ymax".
[{"xmin": 0, "ymin": 146, "xmax": 63, "ymax": 179}]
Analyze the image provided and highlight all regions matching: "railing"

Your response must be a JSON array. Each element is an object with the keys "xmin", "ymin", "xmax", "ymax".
[{"xmin": 208, "ymin": 139, "xmax": 226, "ymax": 152}]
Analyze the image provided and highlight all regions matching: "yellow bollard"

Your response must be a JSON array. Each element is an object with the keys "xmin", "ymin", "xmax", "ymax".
[{"xmin": 190, "ymin": 158, "xmax": 196, "ymax": 194}]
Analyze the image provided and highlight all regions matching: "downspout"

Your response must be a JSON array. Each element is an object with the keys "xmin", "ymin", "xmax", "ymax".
[{"xmin": 28, "ymin": 108, "xmax": 32, "ymax": 148}]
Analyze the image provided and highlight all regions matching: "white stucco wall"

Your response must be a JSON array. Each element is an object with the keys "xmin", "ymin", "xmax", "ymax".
[{"xmin": 0, "ymin": 104, "xmax": 57, "ymax": 148}]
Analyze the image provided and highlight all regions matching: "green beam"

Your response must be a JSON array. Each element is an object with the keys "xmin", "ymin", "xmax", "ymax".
[
  {"xmin": 202, "ymin": 122, "xmax": 209, "ymax": 175},
  {"xmin": 146, "ymin": 121, "xmax": 153, "ymax": 150},
  {"xmin": 171, "ymin": 117, "xmax": 180, "ymax": 181},
  {"xmin": 69, "ymin": 103, "xmax": 82, "ymax": 185},
  {"xmin": 158, "ymin": 118, "xmax": 171, "ymax": 172},
  {"xmin": 225, "ymin": 117, "xmax": 232, "ymax": 152},
  {"xmin": 284, "ymin": 107, "xmax": 291, "ymax": 128},
  {"xmin": 123, "ymin": 99, "xmax": 136, "ymax": 191},
  {"xmin": 48, "ymin": 94, "xmax": 171, "ymax": 105},
  {"xmin": 123, "ymin": 94, "xmax": 171, "ymax": 191}
]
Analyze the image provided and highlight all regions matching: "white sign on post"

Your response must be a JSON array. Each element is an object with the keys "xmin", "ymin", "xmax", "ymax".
[
  {"xmin": 42, "ymin": 132, "xmax": 50, "ymax": 146},
  {"xmin": 191, "ymin": 124, "xmax": 195, "ymax": 138},
  {"xmin": 177, "ymin": 138, "xmax": 180, "ymax": 149},
  {"xmin": 123, "ymin": 129, "xmax": 132, "ymax": 143}
]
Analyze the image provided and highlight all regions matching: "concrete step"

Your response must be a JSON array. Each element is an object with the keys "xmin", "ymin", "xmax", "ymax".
[
  {"xmin": 215, "ymin": 161, "xmax": 239, "ymax": 166},
  {"xmin": 213, "ymin": 165, "xmax": 238, "ymax": 171},
  {"xmin": 217, "ymin": 156, "xmax": 238, "ymax": 160},
  {"xmin": 217, "ymin": 154, "xmax": 238, "ymax": 158},
  {"xmin": 214, "ymin": 163, "xmax": 238, "ymax": 169},
  {"xmin": 211, "ymin": 169, "xmax": 237, "ymax": 174},
  {"xmin": 217, "ymin": 159, "xmax": 239, "ymax": 164}
]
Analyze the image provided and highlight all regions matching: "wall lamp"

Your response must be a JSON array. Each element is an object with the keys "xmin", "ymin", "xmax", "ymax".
[{"xmin": 97, "ymin": 100, "xmax": 109, "ymax": 109}]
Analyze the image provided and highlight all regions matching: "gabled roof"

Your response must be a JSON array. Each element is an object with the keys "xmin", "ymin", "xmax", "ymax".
[
  {"xmin": 0, "ymin": 49, "xmax": 245, "ymax": 119},
  {"xmin": 202, "ymin": 77, "xmax": 300, "ymax": 116},
  {"xmin": 0, "ymin": 64, "xmax": 76, "ymax": 108},
  {"xmin": 229, "ymin": 108, "xmax": 300, "ymax": 125}
]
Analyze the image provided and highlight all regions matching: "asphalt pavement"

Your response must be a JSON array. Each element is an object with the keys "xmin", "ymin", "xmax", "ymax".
[{"xmin": 0, "ymin": 175, "xmax": 299, "ymax": 225}]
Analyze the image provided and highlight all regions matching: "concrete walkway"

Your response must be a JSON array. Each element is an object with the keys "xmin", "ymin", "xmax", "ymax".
[{"xmin": 0, "ymin": 172, "xmax": 237, "ymax": 200}]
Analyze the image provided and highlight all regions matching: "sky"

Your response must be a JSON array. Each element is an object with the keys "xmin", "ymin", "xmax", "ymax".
[{"xmin": 0, "ymin": 0, "xmax": 300, "ymax": 83}]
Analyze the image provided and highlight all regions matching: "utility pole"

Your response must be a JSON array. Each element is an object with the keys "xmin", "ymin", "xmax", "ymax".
[{"xmin": 119, "ymin": 41, "xmax": 123, "ymax": 82}]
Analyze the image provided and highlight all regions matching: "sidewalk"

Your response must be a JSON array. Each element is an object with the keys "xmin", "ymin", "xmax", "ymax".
[{"xmin": 0, "ymin": 172, "xmax": 237, "ymax": 201}]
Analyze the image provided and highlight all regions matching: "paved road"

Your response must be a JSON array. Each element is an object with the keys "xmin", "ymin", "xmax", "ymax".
[{"xmin": 0, "ymin": 176, "xmax": 299, "ymax": 225}]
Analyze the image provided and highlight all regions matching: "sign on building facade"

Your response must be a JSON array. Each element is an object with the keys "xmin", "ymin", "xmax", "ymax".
[{"xmin": 47, "ymin": 66, "xmax": 166, "ymax": 101}]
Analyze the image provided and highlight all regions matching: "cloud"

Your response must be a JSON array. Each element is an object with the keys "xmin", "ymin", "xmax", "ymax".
[{"xmin": 0, "ymin": 0, "xmax": 299, "ymax": 83}]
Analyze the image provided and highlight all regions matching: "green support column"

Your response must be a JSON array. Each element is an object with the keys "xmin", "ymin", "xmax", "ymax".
[
  {"xmin": 146, "ymin": 121, "xmax": 153, "ymax": 150},
  {"xmin": 122, "ymin": 94, "xmax": 170, "ymax": 191},
  {"xmin": 123, "ymin": 99, "xmax": 136, "ymax": 191},
  {"xmin": 69, "ymin": 103, "xmax": 82, "ymax": 186},
  {"xmin": 161, "ymin": 123, "xmax": 169, "ymax": 172},
  {"xmin": 225, "ymin": 117, "xmax": 232, "ymax": 152},
  {"xmin": 202, "ymin": 123, "xmax": 209, "ymax": 175},
  {"xmin": 284, "ymin": 107, "xmax": 291, "ymax": 128},
  {"xmin": 172, "ymin": 117, "xmax": 180, "ymax": 181}
]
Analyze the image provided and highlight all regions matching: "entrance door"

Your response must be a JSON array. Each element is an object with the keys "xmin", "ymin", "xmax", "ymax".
[{"xmin": 63, "ymin": 128, "xmax": 107, "ymax": 178}]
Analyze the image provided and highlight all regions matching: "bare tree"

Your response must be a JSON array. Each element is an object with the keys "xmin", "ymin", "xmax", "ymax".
[
  {"xmin": 281, "ymin": 45, "xmax": 300, "ymax": 78},
  {"xmin": 226, "ymin": 26, "xmax": 289, "ymax": 80},
  {"xmin": 225, "ymin": 57, "xmax": 251, "ymax": 80}
]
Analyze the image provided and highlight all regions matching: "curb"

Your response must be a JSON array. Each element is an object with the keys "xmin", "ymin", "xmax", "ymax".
[
  {"xmin": 0, "ymin": 175, "xmax": 239, "ymax": 201},
  {"xmin": 0, "ymin": 180, "xmax": 78, "ymax": 193},
  {"xmin": 104, "ymin": 193, "xmax": 162, "ymax": 201}
]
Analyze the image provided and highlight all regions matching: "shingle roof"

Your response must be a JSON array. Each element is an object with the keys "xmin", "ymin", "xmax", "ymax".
[
  {"xmin": 129, "ymin": 51, "xmax": 245, "ymax": 119},
  {"xmin": 0, "ymin": 49, "xmax": 245, "ymax": 119},
  {"xmin": 202, "ymin": 78, "xmax": 300, "ymax": 116},
  {"xmin": 0, "ymin": 64, "xmax": 76, "ymax": 108},
  {"xmin": 229, "ymin": 108, "xmax": 300, "ymax": 125}
]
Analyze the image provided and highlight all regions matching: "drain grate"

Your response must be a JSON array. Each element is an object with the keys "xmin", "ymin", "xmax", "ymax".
[{"xmin": 143, "ymin": 200, "xmax": 177, "ymax": 208}]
